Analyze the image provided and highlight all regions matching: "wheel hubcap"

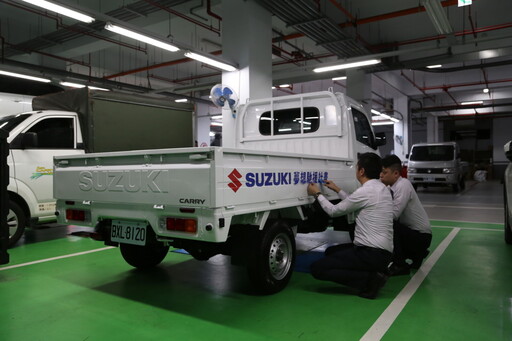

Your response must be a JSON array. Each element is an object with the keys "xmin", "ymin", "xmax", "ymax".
[
  {"xmin": 7, "ymin": 208, "xmax": 18, "ymax": 238},
  {"xmin": 268, "ymin": 232, "xmax": 293, "ymax": 280}
]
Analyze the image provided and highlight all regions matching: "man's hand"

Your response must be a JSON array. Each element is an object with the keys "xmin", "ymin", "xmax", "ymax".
[
  {"xmin": 324, "ymin": 180, "xmax": 341, "ymax": 193},
  {"xmin": 307, "ymin": 183, "xmax": 320, "ymax": 195}
]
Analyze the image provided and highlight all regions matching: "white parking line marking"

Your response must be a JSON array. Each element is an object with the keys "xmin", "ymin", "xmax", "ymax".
[
  {"xmin": 433, "ymin": 225, "xmax": 501, "ymax": 232},
  {"xmin": 423, "ymin": 204, "xmax": 501, "ymax": 210},
  {"xmin": 360, "ymin": 228, "xmax": 460, "ymax": 341},
  {"xmin": 0, "ymin": 246, "xmax": 115, "ymax": 271}
]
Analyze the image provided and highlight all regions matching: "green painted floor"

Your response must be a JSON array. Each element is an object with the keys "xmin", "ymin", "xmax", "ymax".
[{"xmin": 1, "ymin": 220, "xmax": 511, "ymax": 340}]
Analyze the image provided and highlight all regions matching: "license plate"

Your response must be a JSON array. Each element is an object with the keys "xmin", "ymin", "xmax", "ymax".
[
  {"xmin": 111, "ymin": 220, "xmax": 147, "ymax": 246},
  {"xmin": 425, "ymin": 176, "xmax": 435, "ymax": 182}
]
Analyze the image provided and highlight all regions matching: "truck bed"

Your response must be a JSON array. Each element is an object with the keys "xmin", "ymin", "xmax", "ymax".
[{"xmin": 54, "ymin": 147, "xmax": 356, "ymax": 242}]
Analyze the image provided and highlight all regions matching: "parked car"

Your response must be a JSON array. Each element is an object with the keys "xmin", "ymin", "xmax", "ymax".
[{"xmin": 504, "ymin": 140, "xmax": 512, "ymax": 244}]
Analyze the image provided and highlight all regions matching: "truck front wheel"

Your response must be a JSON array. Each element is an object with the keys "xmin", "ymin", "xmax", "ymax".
[
  {"xmin": 8, "ymin": 200, "xmax": 26, "ymax": 248},
  {"xmin": 120, "ymin": 241, "xmax": 169, "ymax": 269},
  {"xmin": 247, "ymin": 221, "xmax": 296, "ymax": 294}
]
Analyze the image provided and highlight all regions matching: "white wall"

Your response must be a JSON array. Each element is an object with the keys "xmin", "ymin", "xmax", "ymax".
[{"xmin": 0, "ymin": 92, "xmax": 33, "ymax": 116}]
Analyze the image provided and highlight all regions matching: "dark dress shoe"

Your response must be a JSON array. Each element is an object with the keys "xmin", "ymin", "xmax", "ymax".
[{"xmin": 359, "ymin": 272, "xmax": 388, "ymax": 299}]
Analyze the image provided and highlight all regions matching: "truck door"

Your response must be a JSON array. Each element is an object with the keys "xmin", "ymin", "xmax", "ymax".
[{"xmin": 10, "ymin": 115, "xmax": 83, "ymax": 217}]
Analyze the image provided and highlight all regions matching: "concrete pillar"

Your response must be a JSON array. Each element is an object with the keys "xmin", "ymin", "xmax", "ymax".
[
  {"xmin": 346, "ymin": 69, "xmax": 372, "ymax": 115},
  {"xmin": 393, "ymin": 96, "xmax": 410, "ymax": 159},
  {"xmin": 427, "ymin": 114, "xmax": 439, "ymax": 143},
  {"xmin": 221, "ymin": 0, "xmax": 272, "ymax": 147}
]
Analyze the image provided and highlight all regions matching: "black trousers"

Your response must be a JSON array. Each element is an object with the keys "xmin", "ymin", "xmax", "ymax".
[
  {"xmin": 310, "ymin": 243, "xmax": 392, "ymax": 291},
  {"xmin": 393, "ymin": 222, "xmax": 432, "ymax": 266}
]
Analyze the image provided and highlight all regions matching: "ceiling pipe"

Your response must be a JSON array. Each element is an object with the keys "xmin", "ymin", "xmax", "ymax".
[
  {"xmin": 411, "ymin": 101, "xmax": 512, "ymax": 113},
  {"xmin": 2, "ymin": 0, "xmax": 147, "ymax": 53},
  {"xmin": 420, "ymin": 78, "xmax": 512, "ymax": 91},
  {"xmin": 206, "ymin": 0, "xmax": 222, "ymax": 21},
  {"xmin": 142, "ymin": 0, "xmax": 220, "ymax": 35},
  {"xmin": 400, "ymin": 71, "xmax": 436, "ymax": 101},
  {"xmin": 105, "ymin": 50, "xmax": 223, "ymax": 79},
  {"xmin": 373, "ymin": 22, "xmax": 512, "ymax": 50}
]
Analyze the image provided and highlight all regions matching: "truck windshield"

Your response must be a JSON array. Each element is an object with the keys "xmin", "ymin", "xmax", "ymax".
[
  {"xmin": 410, "ymin": 145, "xmax": 454, "ymax": 161},
  {"xmin": 0, "ymin": 114, "xmax": 30, "ymax": 133}
]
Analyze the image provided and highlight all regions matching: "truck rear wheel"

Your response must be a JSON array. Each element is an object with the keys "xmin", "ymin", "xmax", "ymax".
[
  {"xmin": 247, "ymin": 221, "xmax": 295, "ymax": 294},
  {"xmin": 8, "ymin": 200, "xmax": 26, "ymax": 248},
  {"xmin": 120, "ymin": 242, "xmax": 169, "ymax": 269}
]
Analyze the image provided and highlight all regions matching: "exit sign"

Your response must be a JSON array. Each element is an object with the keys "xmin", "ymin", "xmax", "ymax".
[{"xmin": 458, "ymin": 0, "xmax": 472, "ymax": 6}]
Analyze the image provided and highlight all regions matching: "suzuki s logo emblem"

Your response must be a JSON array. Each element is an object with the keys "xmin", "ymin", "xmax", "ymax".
[{"xmin": 228, "ymin": 168, "xmax": 243, "ymax": 192}]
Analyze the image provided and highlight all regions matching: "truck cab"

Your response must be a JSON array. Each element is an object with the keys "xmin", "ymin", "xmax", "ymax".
[
  {"xmin": 407, "ymin": 142, "xmax": 467, "ymax": 192},
  {"xmin": 2, "ymin": 111, "xmax": 84, "ymax": 246}
]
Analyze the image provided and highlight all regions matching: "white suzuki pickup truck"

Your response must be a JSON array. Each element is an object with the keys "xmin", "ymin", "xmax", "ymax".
[{"xmin": 54, "ymin": 91, "xmax": 386, "ymax": 294}]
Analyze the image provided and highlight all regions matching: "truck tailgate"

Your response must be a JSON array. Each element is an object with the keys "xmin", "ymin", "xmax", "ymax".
[{"xmin": 54, "ymin": 148, "xmax": 213, "ymax": 207}]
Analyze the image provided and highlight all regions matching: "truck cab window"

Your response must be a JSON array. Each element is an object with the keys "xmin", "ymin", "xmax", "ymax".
[
  {"xmin": 16, "ymin": 117, "xmax": 74, "ymax": 149},
  {"xmin": 259, "ymin": 107, "xmax": 320, "ymax": 136},
  {"xmin": 352, "ymin": 108, "xmax": 375, "ymax": 149}
]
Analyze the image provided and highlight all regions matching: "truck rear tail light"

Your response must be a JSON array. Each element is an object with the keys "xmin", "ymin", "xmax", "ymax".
[
  {"xmin": 166, "ymin": 218, "xmax": 197, "ymax": 233},
  {"xmin": 66, "ymin": 209, "xmax": 86, "ymax": 221}
]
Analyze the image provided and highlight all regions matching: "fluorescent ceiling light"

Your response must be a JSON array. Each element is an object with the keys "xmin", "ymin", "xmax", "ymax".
[
  {"xmin": 271, "ymin": 86, "xmax": 276, "ymax": 89},
  {"xmin": 105, "ymin": 23, "xmax": 179, "ymax": 52},
  {"xmin": 372, "ymin": 121, "xmax": 395, "ymax": 126},
  {"xmin": 371, "ymin": 109, "xmax": 399, "ymax": 122},
  {"xmin": 60, "ymin": 81, "xmax": 86, "ymax": 88},
  {"xmin": 426, "ymin": 64, "xmax": 442, "ymax": 69},
  {"xmin": 422, "ymin": 0, "xmax": 453, "ymax": 35},
  {"xmin": 88, "ymin": 86, "xmax": 109, "ymax": 91},
  {"xmin": 0, "ymin": 70, "xmax": 51, "ymax": 83},
  {"xmin": 278, "ymin": 128, "xmax": 292, "ymax": 132},
  {"xmin": 175, "ymin": 98, "xmax": 188, "ymax": 103},
  {"xmin": 313, "ymin": 59, "xmax": 381, "ymax": 73},
  {"xmin": 332, "ymin": 76, "xmax": 347, "ymax": 81},
  {"xmin": 184, "ymin": 52, "xmax": 237, "ymax": 72},
  {"xmin": 279, "ymin": 84, "xmax": 291, "ymax": 88},
  {"xmin": 483, "ymin": 88, "xmax": 489, "ymax": 93},
  {"xmin": 22, "ymin": 0, "xmax": 94, "ymax": 23},
  {"xmin": 211, "ymin": 122, "xmax": 223, "ymax": 126},
  {"xmin": 461, "ymin": 101, "xmax": 483, "ymax": 105},
  {"xmin": 211, "ymin": 115, "xmax": 223, "ymax": 120}
]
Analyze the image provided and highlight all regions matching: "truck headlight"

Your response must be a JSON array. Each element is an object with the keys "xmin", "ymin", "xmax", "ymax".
[
  {"xmin": 443, "ymin": 168, "xmax": 455, "ymax": 174},
  {"xmin": 408, "ymin": 168, "xmax": 417, "ymax": 173}
]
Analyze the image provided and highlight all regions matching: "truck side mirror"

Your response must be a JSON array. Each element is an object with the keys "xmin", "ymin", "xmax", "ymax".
[
  {"xmin": 505, "ymin": 140, "xmax": 512, "ymax": 162},
  {"xmin": 21, "ymin": 132, "xmax": 38, "ymax": 149},
  {"xmin": 374, "ymin": 132, "xmax": 386, "ymax": 147}
]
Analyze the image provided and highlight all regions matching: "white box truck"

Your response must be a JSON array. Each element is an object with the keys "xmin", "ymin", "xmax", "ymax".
[
  {"xmin": 53, "ymin": 91, "xmax": 386, "ymax": 294},
  {"xmin": 2, "ymin": 89, "xmax": 193, "ymax": 247}
]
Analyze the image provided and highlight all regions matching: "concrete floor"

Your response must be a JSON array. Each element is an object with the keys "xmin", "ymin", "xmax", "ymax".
[{"xmin": 0, "ymin": 180, "xmax": 510, "ymax": 340}]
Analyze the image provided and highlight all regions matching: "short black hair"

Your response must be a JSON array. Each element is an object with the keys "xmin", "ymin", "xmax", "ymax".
[
  {"xmin": 382, "ymin": 155, "xmax": 402, "ymax": 173},
  {"xmin": 357, "ymin": 153, "xmax": 382, "ymax": 179}
]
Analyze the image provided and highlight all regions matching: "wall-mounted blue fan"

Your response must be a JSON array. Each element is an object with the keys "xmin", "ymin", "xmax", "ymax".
[{"xmin": 210, "ymin": 84, "xmax": 239, "ymax": 110}]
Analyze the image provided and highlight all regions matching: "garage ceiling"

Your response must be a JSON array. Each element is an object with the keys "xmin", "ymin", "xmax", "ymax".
[{"xmin": 1, "ymin": 0, "xmax": 511, "ymax": 117}]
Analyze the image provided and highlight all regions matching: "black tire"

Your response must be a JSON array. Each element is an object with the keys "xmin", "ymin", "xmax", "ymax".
[
  {"xmin": 504, "ymin": 186, "xmax": 512, "ymax": 245},
  {"xmin": 452, "ymin": 183, "xmax": 460, "ymax": 193},
  {"xmin": 7, "ymin": 200, "xmax": 26, "ymax": 248},
  {"xmin": 119, "ymin": 228, "xmax": 169, "ymax": 269},
  {"xmin": 247, "ymin": 221, "xmax": 296, "ymax": 294}
]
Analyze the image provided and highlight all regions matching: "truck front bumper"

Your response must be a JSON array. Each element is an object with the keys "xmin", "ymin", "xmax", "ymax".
[{"xmin": 408, "ymin": 173, "xmax": 458, "ymax": 186}]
